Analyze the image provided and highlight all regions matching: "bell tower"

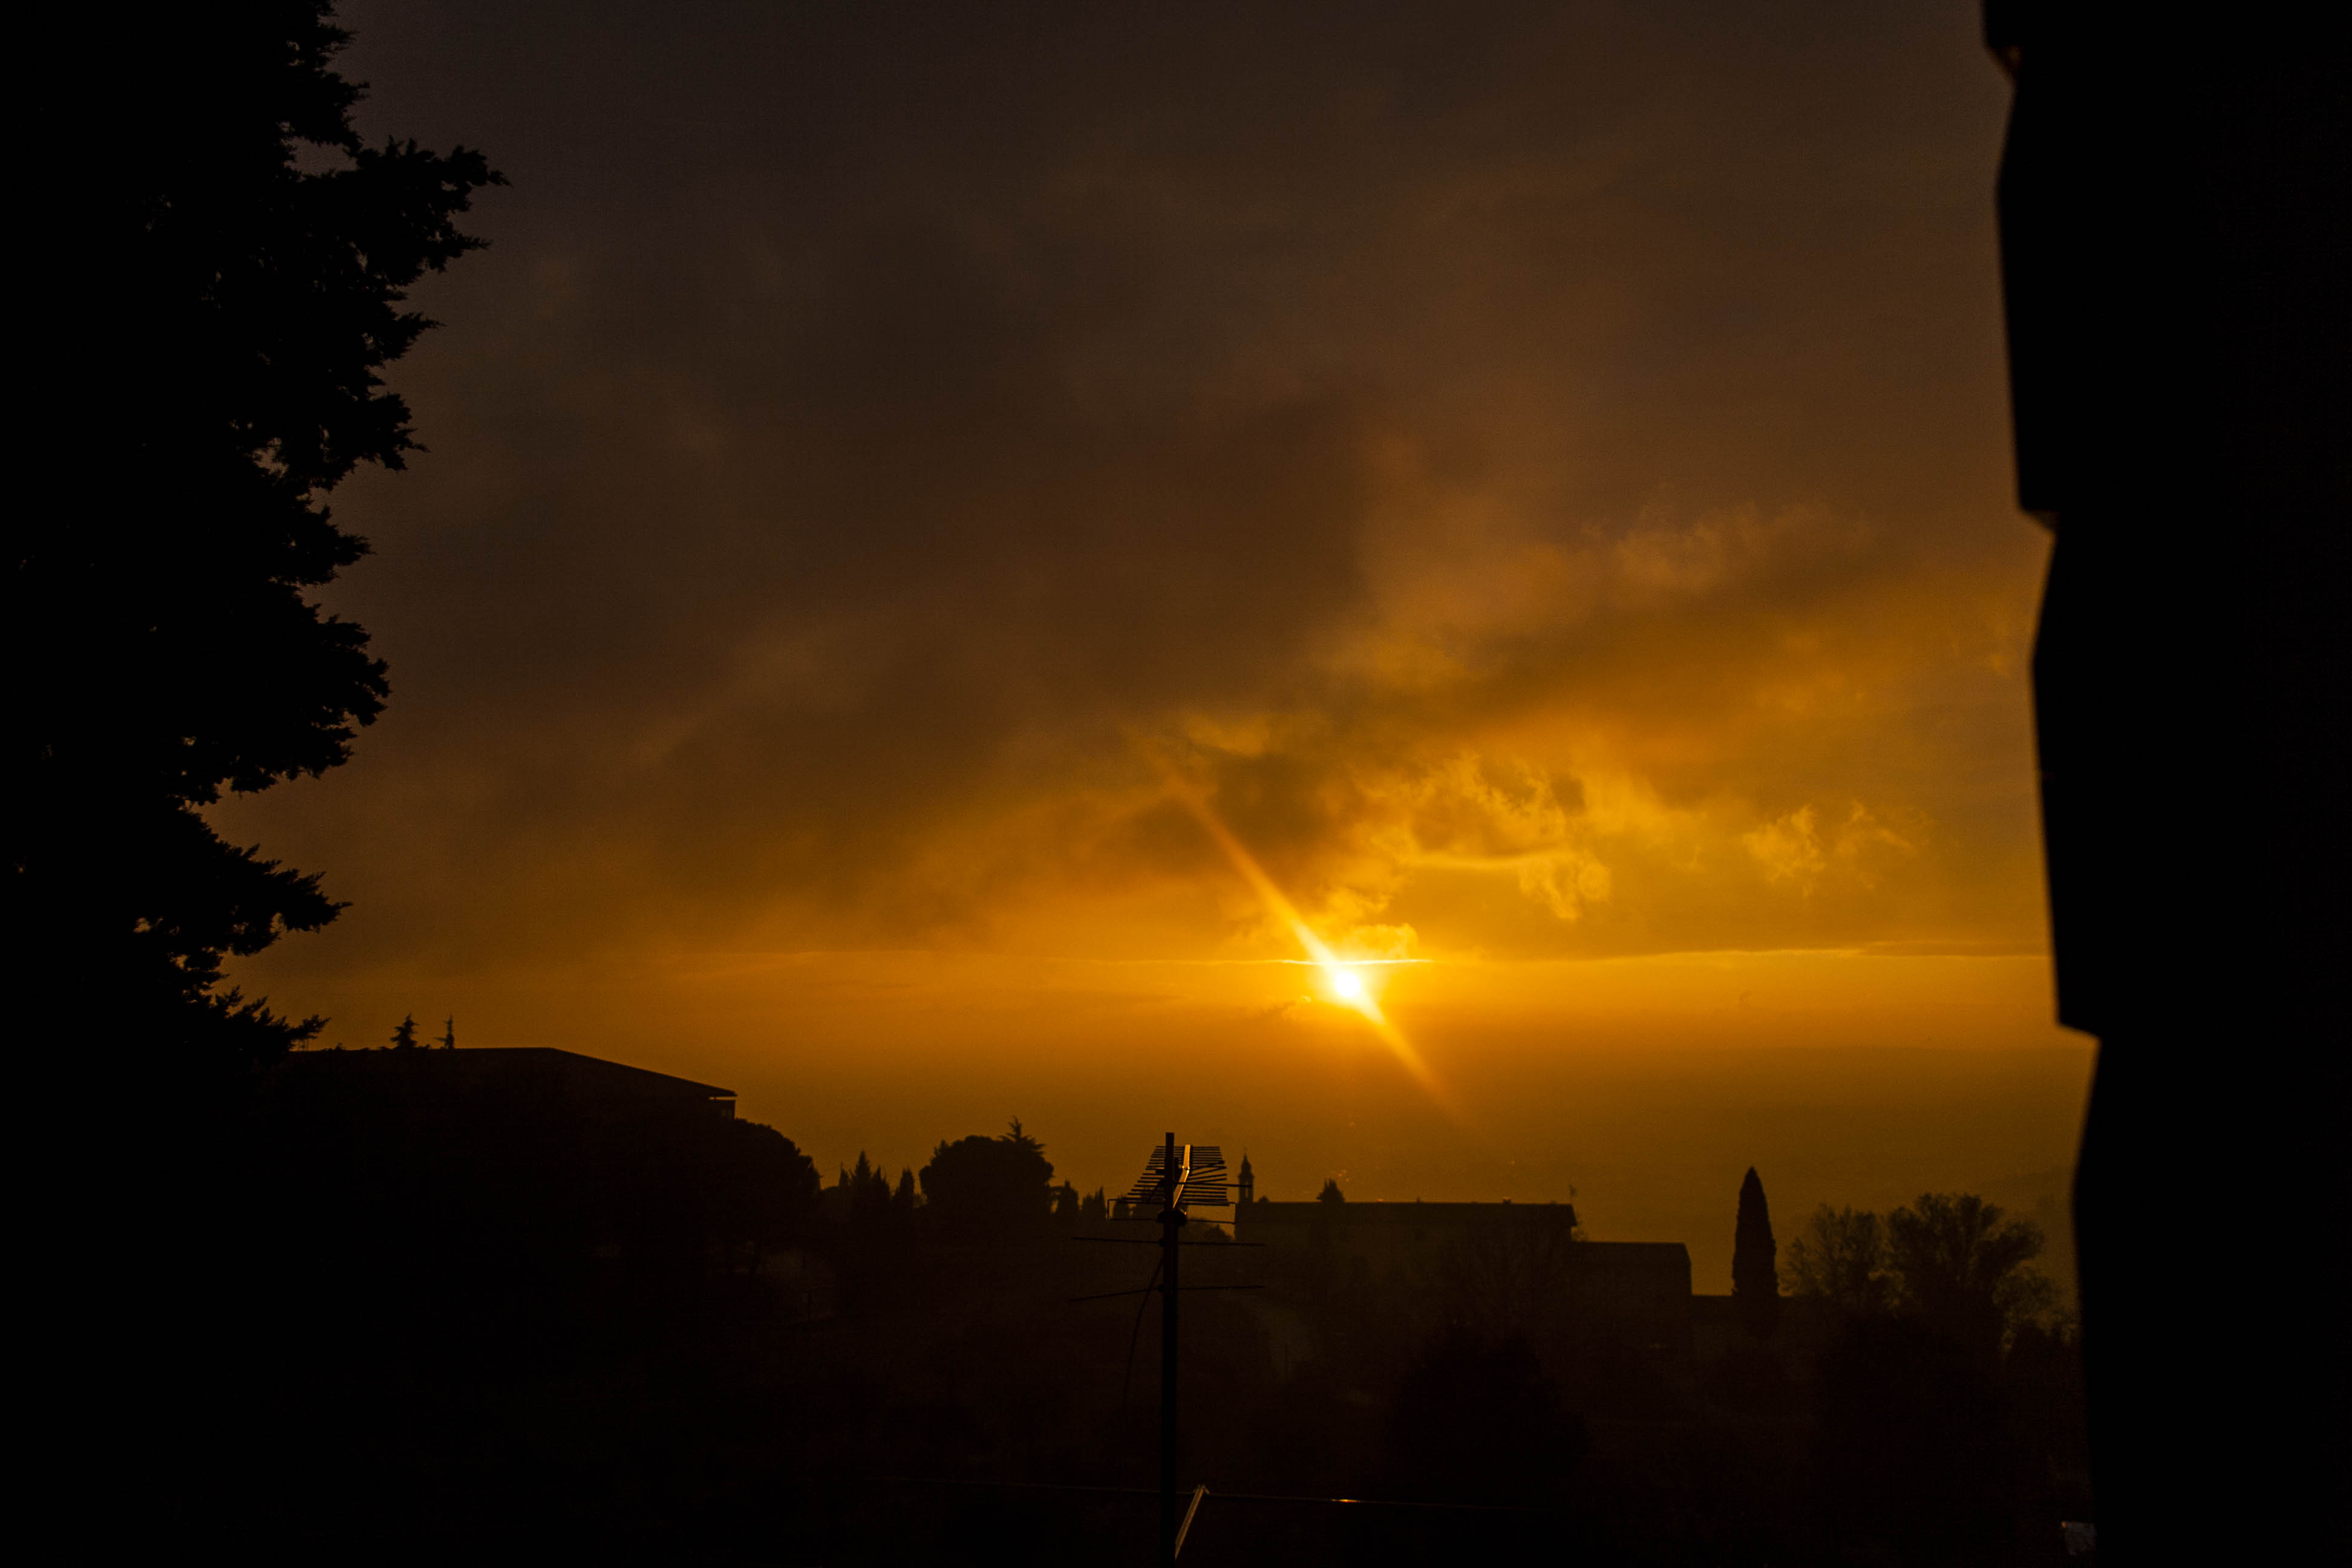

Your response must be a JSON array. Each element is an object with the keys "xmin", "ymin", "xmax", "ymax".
[{"xmin": 1237, "ymin": 1152, "xmax": 1254, "ymax": 1207}]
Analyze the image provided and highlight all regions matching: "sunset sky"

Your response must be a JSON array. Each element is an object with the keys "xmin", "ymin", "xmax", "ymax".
[{"xmin": 214, "ymin": 1, "xmax": 2089, "ymax": 1286}]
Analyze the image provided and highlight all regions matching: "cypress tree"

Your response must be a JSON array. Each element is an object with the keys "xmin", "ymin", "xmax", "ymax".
[{"xmin": 1734, "ymin": 1166, "xmax": 1782, "ymax": 1341}]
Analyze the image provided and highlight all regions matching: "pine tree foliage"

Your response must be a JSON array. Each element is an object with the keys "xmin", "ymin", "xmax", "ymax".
[{"xmin": 14, "ymin": 4, "xmax": 498, "ymax": 1066}]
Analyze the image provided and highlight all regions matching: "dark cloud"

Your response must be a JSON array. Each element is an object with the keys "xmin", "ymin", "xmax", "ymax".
[{"xmin": 221, "ymin": 1, "xmax": 2043, "ymax": 985}]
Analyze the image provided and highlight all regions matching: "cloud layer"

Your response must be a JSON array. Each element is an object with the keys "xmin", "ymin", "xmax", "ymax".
[{"xmin": 222, "ymin": 1, "xmax": 2048, "ymax": 999}]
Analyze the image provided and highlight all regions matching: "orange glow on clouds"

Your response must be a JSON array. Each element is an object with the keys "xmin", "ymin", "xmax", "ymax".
[
  {"xmin": 206, "ymin": 4, "xmax": 2090, "ymax": 1274},
  {"xmin": 1139, "ymin": 738, "xmax": 1451, "ymax": 1109}
]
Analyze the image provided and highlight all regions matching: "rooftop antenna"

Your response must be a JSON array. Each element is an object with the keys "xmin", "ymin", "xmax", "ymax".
[{"xmin": 1075, "ymin": 1132, "xmax": 1259, "ymax": 1563}]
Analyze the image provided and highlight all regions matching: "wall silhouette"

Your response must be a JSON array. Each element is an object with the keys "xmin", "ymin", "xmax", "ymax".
[{"xmin": 1987, "ymin": 5, "xmax": 2348, "ymax": 1559}]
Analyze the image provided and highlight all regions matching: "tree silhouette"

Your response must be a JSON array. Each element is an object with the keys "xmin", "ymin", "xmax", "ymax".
[
  {"xmin": 1786, "ymin": 1195, "xmax": 2051, "ymax": 1351},
  {"xmin": 1733, "ymin": 1166, "xmax": 1781, "ymax": 1341},
  {"xmin": 1318, "ymin": 1178, "xmax": 1347, "ymax": 1204},
  {"xmin": 918, "ymin": 1121, "xmax": 1056, "ymax": 1239},
  {"xmin": 848, "ymin": 1152, "xmax": 895, "ymax": 1236},
  {"xmin": 16, "ymin": 3, "xmax": 498, "ymax": 1067},
  {"xmin": 437, "ymin": 1017, "xmax": 456, "ymax": 1051},
  {"xmin": 710, "ymin": 1120, "xmax": 821, "ymax": 1267},
  {"xmin": 389, "ymin": 1014, "xmax": 419, "ymax": 1051},
  {"xmin": 1785, "ymin": 1204, "xmax": 1893, "ymax": 1320},
  {"xmin": 1886, "ymin": 1192, "xmax": 2054, "ymax": 1353}
]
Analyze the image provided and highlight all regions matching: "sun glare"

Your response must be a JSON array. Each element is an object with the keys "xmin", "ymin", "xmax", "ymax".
[{"xmin": 1137, "ymin": 738, "xmax": 1449, "ymax": 1111}]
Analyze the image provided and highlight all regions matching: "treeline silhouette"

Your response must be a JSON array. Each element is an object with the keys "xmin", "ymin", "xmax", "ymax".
[{"xmin": 215, "ymin": 1058, "xmax": 2088, "ymax": 1564}]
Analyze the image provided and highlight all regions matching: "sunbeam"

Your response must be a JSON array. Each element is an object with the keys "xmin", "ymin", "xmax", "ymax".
[{"xmin": 1135, "ymin": 742, "xmax": 1451, "ymax": 1109}]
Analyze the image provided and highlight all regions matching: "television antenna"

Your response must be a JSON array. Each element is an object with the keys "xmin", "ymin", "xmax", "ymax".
[{"xmin": 1074, "ymin": 1132, "xmax": 1261, "ymax": 1563}]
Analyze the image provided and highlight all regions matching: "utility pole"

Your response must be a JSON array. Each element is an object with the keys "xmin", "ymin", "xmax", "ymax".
[
  {"xmin": 1081, "ymin": 1137, "xmax": 1246, "ymax": 1563},
  {"xmin": 1158, "ymin": 1131, "xmax": 1186, "ymax": 1565}
]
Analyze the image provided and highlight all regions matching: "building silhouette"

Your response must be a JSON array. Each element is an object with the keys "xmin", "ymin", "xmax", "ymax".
[
  {"xmin": 1233, "ymin": 1168, "xmax": 1694, "ymax": 1374},
  {"xmin": 250, "ymin": 1046, "xmax": 764, "ymax": 1281},
  {"xmin": 272, "ymin": 1044, "xmax": 737, "ymax": 1120}
]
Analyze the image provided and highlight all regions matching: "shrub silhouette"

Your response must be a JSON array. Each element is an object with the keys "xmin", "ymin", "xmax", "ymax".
[{"xmin": 1385, "ymin": 1324, "xmax": 1585, "ymax": 1503}]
